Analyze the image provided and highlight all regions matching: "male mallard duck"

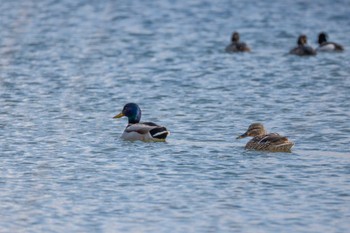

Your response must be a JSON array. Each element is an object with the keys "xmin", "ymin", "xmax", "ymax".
[
  {"xmin": 236, "ymin": 123, "xmax": 294, "ymax": 152},
  {"xmin": 289, "ymin": 35, "xmax": 316, "ymax": 56},
  {"xmin": 225, "ymin": 32, "xmax": 251, "ymax": 53},
  {"xmin": 113, "ymin": 103, "xmax": 169, "ymax": 142},
  {"xmin": 317, "ymin": 32, "xmax": 344, "ymax": 52}
]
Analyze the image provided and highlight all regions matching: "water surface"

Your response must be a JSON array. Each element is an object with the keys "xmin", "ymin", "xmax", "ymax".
[{"xmin": 1, "ymin": 0, "xmax": 350, "ymax": 232}]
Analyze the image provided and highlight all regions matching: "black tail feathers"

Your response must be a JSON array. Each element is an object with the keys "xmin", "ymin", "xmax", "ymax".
[{"xmin": 150, "ymin": 127, "xmax": 169, "ymax": 139}]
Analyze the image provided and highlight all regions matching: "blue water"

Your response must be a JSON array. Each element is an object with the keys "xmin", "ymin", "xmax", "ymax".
[{"xmin": 1, "ymin": 0, "xmax": 350, "ymax": 232}]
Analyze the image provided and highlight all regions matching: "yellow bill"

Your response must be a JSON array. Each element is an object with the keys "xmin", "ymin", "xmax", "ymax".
[{"xmin": 113, "ymin": 112, "xmax": 124, "ymax": 118}]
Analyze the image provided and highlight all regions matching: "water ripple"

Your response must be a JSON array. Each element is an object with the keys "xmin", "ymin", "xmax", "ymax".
[{"xmin": 1, "ymin": 0, "xmax": 350, "ymax": 232}]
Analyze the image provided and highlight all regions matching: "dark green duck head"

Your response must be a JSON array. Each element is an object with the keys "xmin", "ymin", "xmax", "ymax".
[
  {"xmin": 318, "ymin": 32, "xmax": 328, "ymax": 45},
  {"xmin": 113, "ymin": 103, "xmax": 141, "ymax": 124}
]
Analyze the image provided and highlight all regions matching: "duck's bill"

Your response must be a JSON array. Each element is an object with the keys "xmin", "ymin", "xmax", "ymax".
[
  {"xmin": 236, "ymin": 133, "xmax": 247, "ymax": 139},
  {"xmin": 113, "ymin": 112, "xmax": 124, "ymax": 118}
]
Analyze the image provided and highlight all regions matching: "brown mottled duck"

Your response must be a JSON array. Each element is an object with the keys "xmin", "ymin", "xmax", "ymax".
[{"xmin": 237, "ymin": 123, "xmax": 294, "ymax": 152}]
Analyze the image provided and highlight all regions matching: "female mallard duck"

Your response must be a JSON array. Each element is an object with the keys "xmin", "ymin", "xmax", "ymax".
[
  {"xmin": 317, "ymin": 32, "xmax": 344, "ymax": 52},
  {"xmin": 236, "ymin": 123, "xmax": 294, "ymax": 152},
  {"xmin": 225, "ymin": 32, "xmax": 251, "ymax": 53},
  {"xmin": 289, "ymin": 34, "xmax": 316, "ymax": 56},
  {"xmin": 113, "ymin": 103, "xmax": 169, "ymax": 142}
]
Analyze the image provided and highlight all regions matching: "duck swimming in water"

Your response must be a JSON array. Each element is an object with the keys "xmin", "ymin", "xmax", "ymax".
[
  {"xmin": 317, "ymin": 32, "xmax": 344, "ymax": 52},
  {"xmin": 289, "ymin": 34, "xmax": 316, "ymax": 56},
  {"xmin": 113, "ymin": 103, "xmax": 169, "ymax": 142},
  {"xmin": 225, "ymin": 32, "xmax": 251, "ymax": 53},
  {"xmin": 236, "ymin": 123, "xmax": 294, "ymax": 152}
]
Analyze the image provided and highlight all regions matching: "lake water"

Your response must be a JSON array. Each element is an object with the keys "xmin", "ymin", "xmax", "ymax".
[{"xmin": 1, "ymin": 0, "xmax": 350, "ymax": 232}]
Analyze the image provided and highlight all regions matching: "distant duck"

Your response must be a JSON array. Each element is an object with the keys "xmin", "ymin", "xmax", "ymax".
[
  {"xmin": 113, "ymin": 103, "xmax": 169, "ymax": 142},
  {"xmin": 236, "ymin": 123, "xmax": 294, "ymax": 152},
  {"xmin": 225, "ymin": 32, "xmax": 251, "ymax": 53},
  {"xmin": 289, "ymin": 34, "xmax": 316, "ymax": 56},
  {"xmin": 317, "ymin": 32, "xmax": 344, "ymax": 52}
]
